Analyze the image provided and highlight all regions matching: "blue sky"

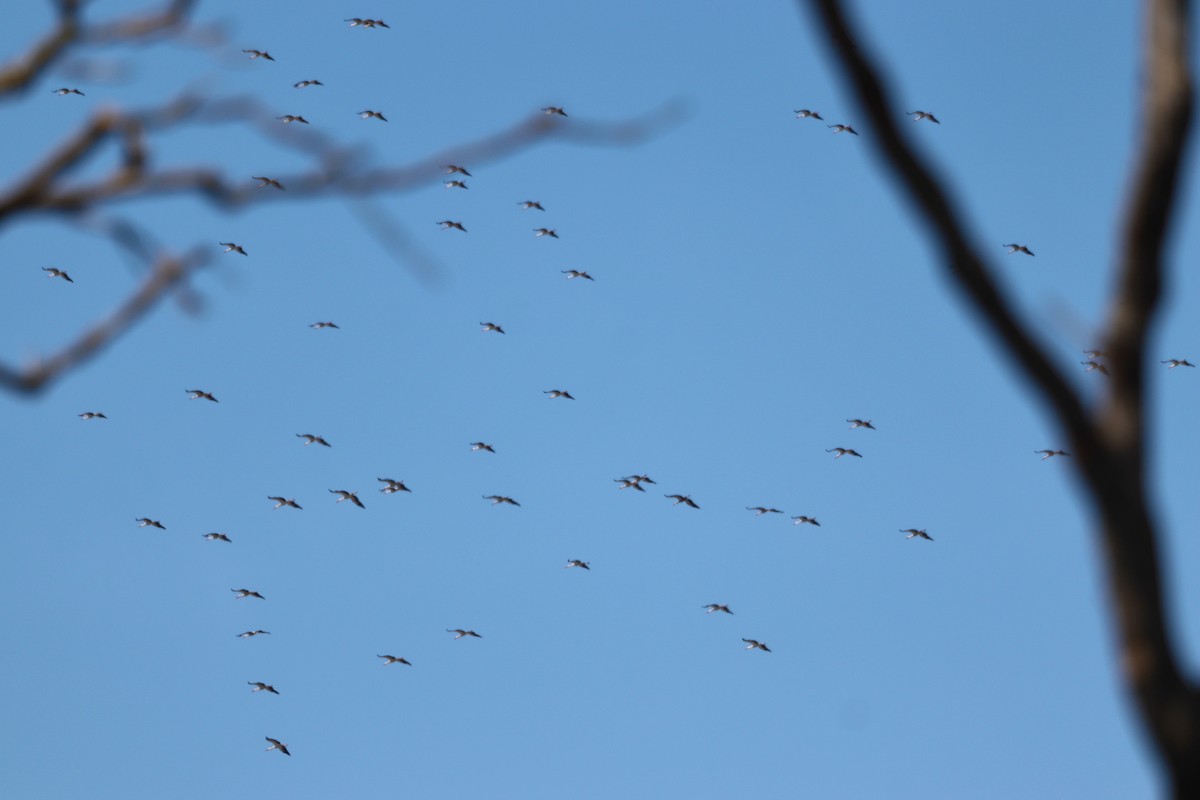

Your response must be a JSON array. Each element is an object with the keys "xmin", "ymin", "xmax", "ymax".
[{"xmin": 1, "ymin": 1, "xmax": 1197, "ymax": 797}]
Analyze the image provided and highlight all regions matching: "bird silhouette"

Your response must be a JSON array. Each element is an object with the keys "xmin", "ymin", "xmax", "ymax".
[
  {"xmin": 665, "ymin": 494, "xmax": 700, "ymax": 509},
  {"xmin": 901, "ymin": 528, "xmax": 934, "ymax": 541},
  {"xmin": 330, "ymin": 489, "xmax": 365, "ymax": 509},
  {"xmin": 265, "ymin": 737, "xmax": 290, "ymax": 756},
  {"xmin": 42, "ymin": 267, "xmax": 74, "ymax": 282}
]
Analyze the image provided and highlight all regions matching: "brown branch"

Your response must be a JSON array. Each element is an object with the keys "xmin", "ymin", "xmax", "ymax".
[
  {"xmin": 0, "ymin": 2, "xmax": 80, "ymax": 96},
  {"xmin": 0, "ymin": 99, "xmax": 684, "ymax": 220},
  {"xmin": 803, "ymin": 0, "xmax": 1200, "ymax": 793},
  {"xmin": 0, "ymin": 248, "xmax": 206, "ymax": 394},
  {"xmin": 804, "ymin": 0, "xmax": 1102, "ymax": 478},
  {"xmin": 0, "ymin": 1, "xmax": 197, "ymax": 98},
  {"xmin": 0, "ymin": 98, "xmax": 681, "ymax": 394},
  {"xmin": 1103, "ymin": 0, "xmax": 1195, "ymax": 456},
  {"xmin": 81, "ymin": 0, "xmax": 195, "ymax": 44}
]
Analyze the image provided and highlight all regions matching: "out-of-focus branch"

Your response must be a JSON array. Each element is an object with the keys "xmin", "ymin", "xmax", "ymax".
[
  {"xmin": 0, "ymin": 1, "xmax": 196, "ymax": 98},
  {"xmin": 0, "ymin": 247, "xmax": 207, "ymax": 394},
  {"xmin": 0, "ymin": 3, "xmax": 682, "ymax": 396},
  {"xmin": 82, "ymin": 0, "xmax": 195, "ymax": 44},
  {"xmin": 801, "ymin": 0, "xmax": 1100, "ymax": 473},
  {"xmin": 802, "ymin": 0, "xmax": 1200, "ymax": 793},
  {"xmin": 0, "ymin": 98, "xmax": 685, "ymax": 221},
  {"xmin": 0, "ymin": 93, "xmax": 681, "ymax": 394},
  {"xmin": 0, "ymin": 2, "xmax": 80, "ymax": 96},
  {"xmin": 1103, "ymin": 0, "xmax": 1194, "ymax": 456}
]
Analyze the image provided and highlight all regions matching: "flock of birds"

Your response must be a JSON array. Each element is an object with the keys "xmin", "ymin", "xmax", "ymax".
[
  {"xmin": 43, "ymin": 26, "xmax": 643, "ymax": 760},
  {"xmin": 35, "ymin": 34, "xmax": 1195, "ymax": 764}
]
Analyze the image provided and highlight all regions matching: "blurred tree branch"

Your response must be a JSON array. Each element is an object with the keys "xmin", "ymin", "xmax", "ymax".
[
  {"xmin": 0, "ymin": 1, "xmax": 195, "ymax": 96},
  {"xmin": 0, "ymin": 1, "xmax": 682, "ymax": 396},
  {"xmin": 803, "ymin": 0, "xmax": 1198, "ymax": 794}
]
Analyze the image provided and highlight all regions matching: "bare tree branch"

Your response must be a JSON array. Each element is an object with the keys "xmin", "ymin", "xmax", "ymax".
[
  {"xmin": 0, "ymin": 248, "xmax": 206, "ymax": 394},
  {"xmin": 0, "ymin": 3, "xmax": 80, "ymax": 97},
  {"xmin": 802, "ymin": 0, "xmax": 1200, "ymax": 793},
  {"xmin": 1104, "ymin": 0, "xmax": 1195, "ymax": 455},
  {"xmin": 0, "ymin": 98, "xmax": 684, "ymax": 220},
  {"xmin": 0, "ymin": 3, "xmax": 682, "ymax": 398},
  {"xmin": 0, "ymin": 1, "xmax": 196, "ymax": 97},
  {"xmin": 801, "ymin": 1, "xmax": 1101, "ymax": 472}
]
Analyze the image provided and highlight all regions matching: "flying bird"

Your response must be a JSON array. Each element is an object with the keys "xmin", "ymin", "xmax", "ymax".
[
  {"xmin": 623, "ymin": 474, "xmax": 656, "ymax": 485},
  {"xmin": 828, "ymin": 124, "xmax": 858, "ymax": 135},
  {"xmin": 253, "ymin": 176, "xmax": 284, "ymax": 190},
  {"xmin": 186, "ymin": 389, "xmax": 219, "ymax": 403},
  {"xmin": 469, "ymin": 442, "xmax": 496, "ymax": 453},
  {"xmin": 907, "ymin": 110, "xmax": 940, "ymax": 123},
  {"xmin": 264, "ymin": 737, "xmax": 290, "ymax": 756},
  {"xmin": 78, "ymin": 411, "xmax": 107, "ymax": 420},
  {"xmin": 358, "ymin": 109, "xmax": 387, "ymax": 121},
  {"xmin": 444, "ymin": 180, "xmax": 468, "ymax": 189},
  {"xmin": 243, "ymin": 49, "xmax": 274, "ymax": 61},
  {"xmin": 1082, "ymin": 360, "xmax": 1110, "ymax": 376},
  {"xmin": 53, "ymin": 87, "xmax": 85, "ymax": 96},
  {"xmin": 665, "ymin": 494, "xmax": 700, "ymax": 509},
  {"xmin": 542, "ymin": 106, "xmax": 567, "ymax": 116},
  {"xmin": 746, "ymin": 507, "xmax": 784, "ymax": 516},
  {"xmin": 438, "ymin": 220, "xmax": 467, "ymax": 232},
  {"xmin": 1004, "ymin": 243, "xmax": 1035, "ymax": 256},
  {"xmin": 846, "ymin": 419, "xmax": 876, "ymax": 430},
  {"xmin": 614, "ymin": 478, "xmax": 646, "ymax": 492},
  {"xmin": 562, "ymin": 270, "xmax": 594, "ymax": 281},
  {"xmin": 447, "ymin": 629, "xmax": 482, "ymax": 639},
  {"xmin": 268, "ymin": 496, "xmax": 302, "ymax": 510},
  {"xmin": 203, "ymin": 532, "xmax": 232, "ymax": 542},
  {"xmin": 826, "ymin": 447, "xmax": 862, "ymax": 458},
  {"xmin": 293, "ymin": 79, "xmax": 324, "ymax": 88},
  {"xmin": 377, "ymin": 655, "xmax": 412, "ymax": 665},
  {"xmin": 330, "ymin": 489, "xmax": 365, "ymax": 509},
  {"xmin": 444, "ymin": 164, "xmax": 471, "ymax": 176},
  {"xmin": 248, "ymin": 682, "xmax": 280, "ymax": 694},
  {"xmin": 42, "ymin": 267, "xmax": 74, "ymax": 282},
  {"xmin": 544, "ymin": 389, "xmax": 575, "ymax": 399},
  {"xmin": 565, "ymin": 559, "xmax": 590, "ymax": 570},
  {"xmin": 136, "ymin": 518, "xmax": 166, "ymax": 529},
  {"xmin": 232, "ymin": 588, "xmax": 265, "ymax": 600},
  {"xmin": 791, "ymin": 516, "xmax": 821, "ymax": 527},
  {"xmin": 483, "ymin": 495, "xmax": 520, "ymax": 506},
  {"xmin": 1162, "ymin": 359, "xmax": 1196, "ymax": 368},
  {"xmin": 377, "ymin": 478, "xmax": 412, "ymax": 494},
  {"xmin": 345, "ymin": 18, "xmax": 389, "ymax": 28},
  {"xmin": 296, "ymin": 433, "xmax": 331, "ymax": 447},
  {"xmin": 703, "ymin": 604, "xmax": 734, "ymax": 615},
  {"xmin": 310, "ymin": 321, "xmax": 339, "ymax": 329},
  {"xmin": 794, "ymin": 109, "xmax": 823, "ymax": 120},
  {"xmin": 1084, "ymin": 349, "xmax": 1107, "ymax": 359},
  {"xmin": 237, "ymin": 630, "xmax": 271, "ymax": 638},
  {"xmin": 742, "ymin": 639, "xmax": 772, "ymax": 652},
  {"xmin": 480, "ymin": 322, "xmax": 506, "ymax": 334},
  {"xmin": 219, "ymin": 242, "xmax": 247, "ymax": 256},
  {"xmin": 533, "ymin": 228, "xmax": 559, "ymax": 238},
  {"xmin": 519, "ymin": 200, "xmax": 545, "ymax": 211},
  {"xmin": 276, "ymin": 115, "xmax": 309, "ymax": 124},
  {"xmin": 901, "ymin": 528, "xmax": 934, "ymax": 541},
  {"xmin": 1035, "ymin": 449, "xmax": 1070, "ymax": 460}
]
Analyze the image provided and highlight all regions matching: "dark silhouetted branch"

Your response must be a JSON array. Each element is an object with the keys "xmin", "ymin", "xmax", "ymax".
[
  {"xmin": 0, "ymin": 1, "xmax": 196, "ymax": 97},
  {"xmin": 0, "ymin": 248, "xmax": 207, "ymax": 394},
  {"xmin": 803, "ymin": 0, "xmax": 1199, "ymax": 793}
]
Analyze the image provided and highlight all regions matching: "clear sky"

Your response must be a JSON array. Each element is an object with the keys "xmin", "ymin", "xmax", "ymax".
[{"xmin": 1, "ymin": 1, "xmax": 1197, "ymax": 798}]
